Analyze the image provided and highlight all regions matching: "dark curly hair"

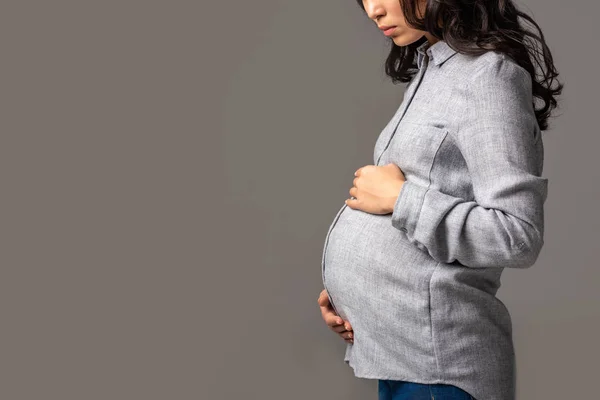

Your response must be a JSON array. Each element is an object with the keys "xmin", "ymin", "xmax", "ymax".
[{"xmin": 355, "ymin": 0, "xmax": 564, "ymax": 131}]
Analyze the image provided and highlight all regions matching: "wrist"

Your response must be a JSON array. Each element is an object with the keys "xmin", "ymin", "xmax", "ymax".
[{"xmin": 386, "ymin": 181, "xmax": 405, "ymax": 214}]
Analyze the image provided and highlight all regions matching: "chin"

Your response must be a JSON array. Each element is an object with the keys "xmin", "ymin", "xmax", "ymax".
[
  {"xmin": 392, "ymin": 33, "xmax": 424, "ymax": 47},
  {"xmin": 391, "ymin": 38, "xmax": 409, "ymax": 47}
]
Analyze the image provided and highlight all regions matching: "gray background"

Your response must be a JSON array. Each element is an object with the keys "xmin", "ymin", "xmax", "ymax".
[{"xmin": 1, "ymin": 0, "xmax": 596, "ymax": 399}]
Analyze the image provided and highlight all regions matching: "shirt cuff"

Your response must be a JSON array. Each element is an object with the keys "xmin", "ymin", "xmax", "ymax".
[{"xmin": 391, "ymin": 180, "xmax": 428, "ymax": 236}]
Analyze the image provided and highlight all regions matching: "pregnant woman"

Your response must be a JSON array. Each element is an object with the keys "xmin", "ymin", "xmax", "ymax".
[{"xmin": 317, "ymin": 1, "xmax": 563, "ymax": 399}]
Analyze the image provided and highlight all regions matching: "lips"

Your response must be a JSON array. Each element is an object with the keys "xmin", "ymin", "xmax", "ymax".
[
  {"xmin": 382, "ymin": 26, "xmax": 397, "ymax": 36},
  {"xmin": 378, "ymin": 25, "xmax": 396, "ymax": 31}
]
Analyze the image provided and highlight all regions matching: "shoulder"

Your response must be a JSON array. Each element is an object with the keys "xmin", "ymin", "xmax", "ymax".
[
  {"xmin": 447, "ymin": 51, "xmax": 537, "ymax": 134},
  {"xmin": 445, "ymin": 51, "xmax": 533, "ymax": 114},
  {"xmin": 449, "ymin": 50, "xmax": 531, "ymax": 91},
  {"xmin": 466, "ymin": 52, "xmax": 531, "ymax": 94}
]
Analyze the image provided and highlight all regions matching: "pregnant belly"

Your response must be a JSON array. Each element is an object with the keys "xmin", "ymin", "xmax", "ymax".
[{"xmin": 322, "ymin": 203, "xmax": 437, "ymax": 335}]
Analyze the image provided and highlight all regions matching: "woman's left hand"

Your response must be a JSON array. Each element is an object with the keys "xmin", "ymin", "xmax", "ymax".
[{"xmin": 345, "ymin": 163, "xmax": 406, "ymax": 215}]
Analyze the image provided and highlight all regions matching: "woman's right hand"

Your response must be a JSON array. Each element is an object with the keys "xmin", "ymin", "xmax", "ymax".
[{"xmin": 318, "ymin": 289, "xmax": 353, "ymax": 344}]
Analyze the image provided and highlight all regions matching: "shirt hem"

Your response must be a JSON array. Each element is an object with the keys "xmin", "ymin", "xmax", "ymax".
[{"xmin": 345, "ymin": 360, "xmax": 479, "ymax": 400}]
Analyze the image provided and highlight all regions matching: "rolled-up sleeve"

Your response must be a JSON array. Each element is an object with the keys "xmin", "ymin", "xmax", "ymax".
[{"xmin": 391, "ymin": 57, "xmax": 549, "ymax": 269}]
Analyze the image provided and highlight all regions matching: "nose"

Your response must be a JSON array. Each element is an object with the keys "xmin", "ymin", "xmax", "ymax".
[{"xmin": 363, "ymin": 0, "xmax": 385, "ymax": 23}]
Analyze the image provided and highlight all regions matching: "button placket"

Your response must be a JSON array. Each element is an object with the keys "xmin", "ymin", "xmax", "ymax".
[{"xmin": 375, "ymin": 55, "xmax": 430, "ymax": 166}]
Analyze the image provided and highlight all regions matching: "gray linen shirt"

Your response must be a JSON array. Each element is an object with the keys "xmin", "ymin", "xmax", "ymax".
[{"xmin": 321, "ymin": 39, "xmax": 548, "ymax": 400}]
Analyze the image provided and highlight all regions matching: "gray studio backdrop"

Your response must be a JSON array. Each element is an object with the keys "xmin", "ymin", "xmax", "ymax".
[{"xmin": 1, "ymin": 0, "xmax": 597, "ymax": 399}]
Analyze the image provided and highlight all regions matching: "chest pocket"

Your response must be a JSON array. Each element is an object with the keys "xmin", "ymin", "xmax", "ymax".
[{"xmin": 380, "ymin": 121, "xmax": 449, "ymax": 186}]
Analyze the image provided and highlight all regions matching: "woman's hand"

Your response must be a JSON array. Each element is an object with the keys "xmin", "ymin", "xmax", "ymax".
[
  {"xmin": 317, "ymin": 289, "xmax": 354, "ymax": 344},
  {"xmin": 345, "ymin": 163, "xmax": 406, "ymax": 214}
]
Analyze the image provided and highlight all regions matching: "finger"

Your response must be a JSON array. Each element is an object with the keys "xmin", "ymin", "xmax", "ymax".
[
  {"xmin": 318, "ymin": 294, "xmax": 344, "ymax": 326},
  {"xmin": 319, "ymin": 301, "xmax": 343, "ymax": 326},
  {"xmin": 331, "ymin": 324, "xmax": 348, "ymax": 333},
  {"xmin": 324, "ymin": 311, "xmax": 344, "ymax": 327},
  {"xmin": 317, "ymin": 294, "xmax": 332, "ymax": 312},
  {"xmin": 344, "ymin": 338, "xmax": 354, "ymax": 344},
  {"xmin": 338, "ymin": 331, "xmax": 353, "ymax": 339},
  {"xmin": 317, "ymin": 291, "xmax": 330, "ymax": 307},
  {"xmin": 317, "ymin": 293, "xmax": 353, "ymax": 331},
  {"xmin": 345, "ymin": 197, "xmax": 359, "ymax": 208},
  {"xmin": 318, "ymin": 290, "xmax": 334, "ymax": 308},
  {"xmin": 332, "ymin": 319, "xmax": 352, "ymax": 331},
  {"xmin": 317, "ymin": 289, "xmax": 327, "ymax": 301}
]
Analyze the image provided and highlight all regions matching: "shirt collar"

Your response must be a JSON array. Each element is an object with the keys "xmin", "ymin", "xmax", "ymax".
[{"xmin": 416, "ymin": 39, "xmax": 457, "ymax": 69}]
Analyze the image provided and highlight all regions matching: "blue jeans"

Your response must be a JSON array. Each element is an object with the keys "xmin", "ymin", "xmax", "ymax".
[{"xmin": 378, "ymin": 379, "xmax": 476, "ymax": 400}]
